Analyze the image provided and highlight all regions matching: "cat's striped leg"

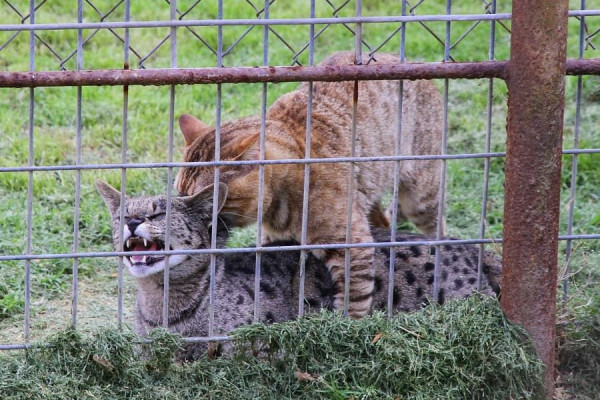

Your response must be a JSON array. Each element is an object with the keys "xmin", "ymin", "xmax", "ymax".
[
  {"xmin": 324, "ymin": 247, "xmax": 376, "ymax": 318},
  {"xmin": 321, "ymin": 213, "xmax": 376, "ymax": 318}
]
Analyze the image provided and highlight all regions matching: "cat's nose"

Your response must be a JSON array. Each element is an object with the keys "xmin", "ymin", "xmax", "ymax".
[{"xmin": 127, "ymin": 218, "xmax": 143, "ymax": 235}]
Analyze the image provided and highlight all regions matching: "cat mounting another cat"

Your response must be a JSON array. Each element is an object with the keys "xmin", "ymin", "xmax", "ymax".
[
  {"xmin": 174, "ymin": 52, "xmax": 444, "ymax": 318},
  {"xmin": 97, "ymin": 181, "xmax": 500, "ymax": 360}
]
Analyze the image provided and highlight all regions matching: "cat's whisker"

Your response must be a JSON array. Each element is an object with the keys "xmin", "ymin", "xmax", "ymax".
[
  {"xmin": 217, "ymin": 216, "xmax": 231, "ymax": 236},
  {"xmin": 188, "ymin": 254, "xmax": 211, "ymax": 262},
  {"xmin": 221, "ymin": 211, "xmax": 257, "ymax": 222}
]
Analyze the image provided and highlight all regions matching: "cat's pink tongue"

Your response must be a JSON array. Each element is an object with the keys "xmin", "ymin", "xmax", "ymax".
[{"xmin": 131, "ymin": 242, "xmax": 158, "ymax": 263}]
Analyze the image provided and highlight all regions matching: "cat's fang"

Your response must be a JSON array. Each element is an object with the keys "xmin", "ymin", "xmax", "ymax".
[{"xmin": 144, "ymin": 238, "xmax": 148, "ymax": 247}]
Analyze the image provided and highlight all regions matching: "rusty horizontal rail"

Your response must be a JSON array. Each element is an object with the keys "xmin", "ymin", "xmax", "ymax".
[
  {"xmin": 0, "ymin": 61, "xmax": 507, "ymax": 87},
  {"xmin": 1, "ymin": 59, "xmax": 599, "ymax": 88},
  {"xmin": 565, "ymin": 58, "xmax": 600, "ymax": 76}
]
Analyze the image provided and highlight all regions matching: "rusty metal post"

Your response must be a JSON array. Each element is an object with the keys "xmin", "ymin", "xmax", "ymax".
[{"xmin": 502, "ymin": 0, "xmax": 568, "ymax": 397}]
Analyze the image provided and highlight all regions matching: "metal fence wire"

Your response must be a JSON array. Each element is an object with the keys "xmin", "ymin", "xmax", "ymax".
[{"xmin": 1, "ymin": 0, "xmax": 600, "ymax": 393}]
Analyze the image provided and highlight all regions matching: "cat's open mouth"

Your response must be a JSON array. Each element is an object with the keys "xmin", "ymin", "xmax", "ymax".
[{"xmin": 124, "ymin": 236, "xmax": 166, "ymax": 266}]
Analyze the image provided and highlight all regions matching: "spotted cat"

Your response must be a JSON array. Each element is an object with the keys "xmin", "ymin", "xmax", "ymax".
[
  {"xmin": 97, "ymin": 181, "xmax": 500, "ymax": 361},
  {"xmin": 174, "ymin": 52, "xmax": 444, "ymax": 318}
]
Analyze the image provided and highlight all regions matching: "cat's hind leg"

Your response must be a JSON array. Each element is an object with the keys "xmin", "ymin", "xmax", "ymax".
[
  {"xmin": 392, "ymin": 165, "xmax": 444, "ymax": 235},
  {"xmin": 368, "ymin": 202, "xmax": 390, "ymax": 229}
]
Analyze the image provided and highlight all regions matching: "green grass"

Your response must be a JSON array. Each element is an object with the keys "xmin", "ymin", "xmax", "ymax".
[
  {"xmin": 0, "ymin": 298, "xmax": 546, "ymax": 400},
  {"xmin": 557, "ymin": 284, "xmax": 600, "ymax": 399},
  {"xmin": 0, "ymin": 1, "xmax": 599, "ymax": 397}
]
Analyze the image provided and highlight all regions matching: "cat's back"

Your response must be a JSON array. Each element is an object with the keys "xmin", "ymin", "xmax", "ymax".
[
  {"xmin": 306, "ymin": 51, "xmax": 440, "ymax": 114},
  {"xmin": 267, "ymin": 52, "xmax": 441, "ymax": 158},
  {"xmin": 368, "ymin": 228, "xmax": 501, "ymax": 311}
]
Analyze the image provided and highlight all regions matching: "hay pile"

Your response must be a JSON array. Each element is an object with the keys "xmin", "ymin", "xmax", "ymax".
[{"xmin": 0, "ymin": 296, "xmax": 544, "ymax": 399}]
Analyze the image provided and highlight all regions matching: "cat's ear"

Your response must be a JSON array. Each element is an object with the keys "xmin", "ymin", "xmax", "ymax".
[
  {"xmin": 232, "ymin": 132, "xmax": 260, "ymax": 161},
  {"xmin": 96, "ymin": 180, "xmax": 125, "ymax": 217},
  {"xmin": 179, "ymin": 114, "xmax": 208, "ymax": 146},
  {"xmin": 179, "ymin": 183, "xmax": 228, "ymax": 219}
]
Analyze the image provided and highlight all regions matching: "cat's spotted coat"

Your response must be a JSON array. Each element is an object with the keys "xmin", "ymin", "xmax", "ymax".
[{"xmin": 97, "ymin": 181, "xmax": 500, "ymax": 360}]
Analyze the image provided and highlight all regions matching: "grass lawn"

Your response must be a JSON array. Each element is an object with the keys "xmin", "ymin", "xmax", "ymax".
[{"xmin": 0, "ymin": 1, "xmax": 599, "ymax": 398}]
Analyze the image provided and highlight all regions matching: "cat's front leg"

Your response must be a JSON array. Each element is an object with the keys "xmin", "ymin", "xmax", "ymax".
[
  {"xmin": 318, "ymin": 211, "xmax": 376, "ymax": 319},
  {"xmin": 325, "ymin": 247, "xmax": 375, "ymax": 318}
]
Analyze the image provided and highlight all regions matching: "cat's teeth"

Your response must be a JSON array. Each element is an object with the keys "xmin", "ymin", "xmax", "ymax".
[
  {"xmin": 142, "ymin": 256, "xmax": 147, "ymax": 264},
  {"xmin": 126, "ymin": 239, "xmax": 131, "ymax": 248},
  {"xmin": 144, "ymin": 239, "xmax": 148, "ymax": 247}
]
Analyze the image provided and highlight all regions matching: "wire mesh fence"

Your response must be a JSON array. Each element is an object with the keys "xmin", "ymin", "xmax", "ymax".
[
  {"xmin": 0, "ymin": 1, "xmax": 599, "ymax": 391},
  {"xmin": 1, "ymin": 0, "xmax": 514, "ymax": 69}
]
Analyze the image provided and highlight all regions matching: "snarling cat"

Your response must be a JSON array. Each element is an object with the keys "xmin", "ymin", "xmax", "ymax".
[
  {"xmin": 174, "ymin": 52, "xmax": 444, "ymax": 317},
  {"xmin": 97, "ymin": 181, "xmax": 500, "ymax": 361}
]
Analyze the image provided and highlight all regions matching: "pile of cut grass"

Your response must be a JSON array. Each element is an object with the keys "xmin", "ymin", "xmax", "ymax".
[{"xmin": 0, "ymin": 297, "xmax": 545, "ymax": 400}]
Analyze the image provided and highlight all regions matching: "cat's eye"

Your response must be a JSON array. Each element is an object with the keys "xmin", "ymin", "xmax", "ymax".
[{"xmin": 145, "ymin": 212, "xmax": 166, "ymax": 220}]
